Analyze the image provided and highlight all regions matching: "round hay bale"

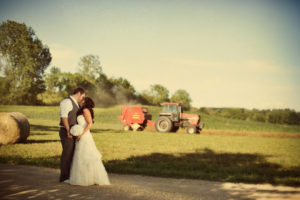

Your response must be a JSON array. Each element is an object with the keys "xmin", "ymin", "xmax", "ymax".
[{"xmin": 0, "ymin": 112, "xmax": 30, "ymax": 144}]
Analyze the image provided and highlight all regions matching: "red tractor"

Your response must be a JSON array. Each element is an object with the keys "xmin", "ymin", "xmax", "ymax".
[
  {"xmin": 155, "ymin": 102, "xmax": 204, "ymax": 134},
  {"xmin": 118, "ymin": 103, "xmax": 204, "ymax": 134}
]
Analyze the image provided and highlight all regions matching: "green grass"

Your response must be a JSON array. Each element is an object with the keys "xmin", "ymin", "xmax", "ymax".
[{"xmin": 1, "ymin": 105, "xmax": 300, "ymax": 186}]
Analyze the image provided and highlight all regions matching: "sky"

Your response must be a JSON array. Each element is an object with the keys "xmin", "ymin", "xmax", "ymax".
[{"xmin": 1, "ymin": 0, "xmax": 300, "ymax": 110}]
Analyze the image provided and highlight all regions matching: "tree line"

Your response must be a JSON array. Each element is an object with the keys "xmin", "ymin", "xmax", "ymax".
[
  {"xmin": 199, "ymin": 107, "xmax": 300, "ymax": 125},
  {"xmin": 0, "ymin": 20, "xmax": 192, "ymax": 109},
  {"xmin": 42, "ymin": 55, "xmax": 192, "ymax": 110}
]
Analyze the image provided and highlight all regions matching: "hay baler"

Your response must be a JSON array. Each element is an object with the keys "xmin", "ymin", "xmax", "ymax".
[{"xmin": 118, "ymin": 106, "xmax": 154, "ymax": 131}]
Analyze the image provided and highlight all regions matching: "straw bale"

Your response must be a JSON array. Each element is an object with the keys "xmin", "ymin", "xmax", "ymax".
[{"xmin": 0, "ymin": 112, "xmax": 30, "ymax": 144}]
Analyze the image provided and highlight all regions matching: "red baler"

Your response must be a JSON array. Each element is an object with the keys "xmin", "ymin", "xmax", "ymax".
[{"xmin": 118, "ymin": 106, "xmax": 154, "ymax": 131}]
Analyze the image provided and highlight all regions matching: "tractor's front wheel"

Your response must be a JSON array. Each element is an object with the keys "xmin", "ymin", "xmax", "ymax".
[
  {"xmin": 155, "ymin": 116, "xmax": 173, "ymax": 132},
  {"xmin": 186, "ymin": 126, "xmax": 197, "ymax": 134}
]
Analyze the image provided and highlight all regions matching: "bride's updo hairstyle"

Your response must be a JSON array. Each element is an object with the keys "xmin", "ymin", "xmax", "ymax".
[{"xmin": 77, "ymin": 97, "xmax": 95, "ymax": 123}]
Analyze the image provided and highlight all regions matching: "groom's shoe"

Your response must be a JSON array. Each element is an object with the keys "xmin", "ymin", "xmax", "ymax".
[{"xmin": 63, "ymin": 179, "xmax": 70, "ymax": 184}]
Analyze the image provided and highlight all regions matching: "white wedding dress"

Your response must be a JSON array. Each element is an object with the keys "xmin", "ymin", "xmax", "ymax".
[{"xmin": 70, "ymin": 115, "xmax": 110, "ymax": 186}]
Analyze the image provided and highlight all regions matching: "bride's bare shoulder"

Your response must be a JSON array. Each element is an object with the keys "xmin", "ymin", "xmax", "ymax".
[{"xmin": 83, "ymin": 108, "xmax": 91, "ymax": 115}]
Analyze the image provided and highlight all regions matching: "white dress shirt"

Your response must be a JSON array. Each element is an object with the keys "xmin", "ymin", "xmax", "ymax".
[{"xmin": 60, "ymin": 96, "xmax": 79, "ymax": 118}]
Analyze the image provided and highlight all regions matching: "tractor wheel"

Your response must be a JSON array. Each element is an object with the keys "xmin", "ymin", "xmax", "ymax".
[
  {"xmin": 122, "ymin": 125, "xmax": 131, "ymax": 131},
  {"xmin": 186, "ymin": 126, "xmax": 197, "ymax": 134},
  {"xmin": 155, "ymin": 116, "xmax": 173, "ymax": 132}
]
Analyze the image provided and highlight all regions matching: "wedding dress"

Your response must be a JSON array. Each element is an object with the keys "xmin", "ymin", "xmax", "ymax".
[{"xmin": 70, "ymin": 115, "xmax": 110, "ymax": 186}]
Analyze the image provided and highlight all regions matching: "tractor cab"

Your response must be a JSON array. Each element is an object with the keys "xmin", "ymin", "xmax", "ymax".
[{"xmin": 160, "ymin": 102, "xmax": 183, "ymax": 122}]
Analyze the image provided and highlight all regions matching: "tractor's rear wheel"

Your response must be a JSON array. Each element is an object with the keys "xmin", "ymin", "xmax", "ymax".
[
  {"xmin": 155, "ymin": 116, "xmax": 173, "ymax": 132},
  {"xmin": 186, "ymin": 125, "xmax": 197, "ymax": 134}
]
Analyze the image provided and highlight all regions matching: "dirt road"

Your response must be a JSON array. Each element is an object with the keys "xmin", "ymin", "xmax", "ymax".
[{"xmin": 0, "ymin": 164, "xmax": 299, "ymax": 200}]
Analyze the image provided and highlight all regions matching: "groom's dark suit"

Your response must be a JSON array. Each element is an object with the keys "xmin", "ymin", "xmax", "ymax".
[{"xmin": 59, "ymin": 97, "xmax": 79, "ymax": 182}]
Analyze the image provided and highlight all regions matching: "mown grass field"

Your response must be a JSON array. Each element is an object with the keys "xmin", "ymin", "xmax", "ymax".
[{"xmin": 1, "ymin": 105, "xmax": 300, "ymax": 186}]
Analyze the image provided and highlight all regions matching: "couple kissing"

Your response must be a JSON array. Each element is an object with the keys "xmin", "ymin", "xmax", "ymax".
[{"xmin": 59, "ymin": 87, "xmax": 110, "ymax": 186}]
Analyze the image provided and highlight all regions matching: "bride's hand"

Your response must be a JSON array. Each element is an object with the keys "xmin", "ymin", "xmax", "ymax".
[{"xmin": 77, "ymin": 133, "xmax": 83, "ymax": 141}]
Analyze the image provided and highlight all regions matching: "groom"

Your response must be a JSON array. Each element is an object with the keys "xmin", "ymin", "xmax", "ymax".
[{"xmin": 59, "ymin": 87, "xmax": 86, "ymax": 183}]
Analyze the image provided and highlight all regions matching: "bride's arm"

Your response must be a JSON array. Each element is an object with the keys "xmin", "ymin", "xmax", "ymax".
[{"xmin": 78, "ymin": 108, "xmax": 93, "ymax": 138}]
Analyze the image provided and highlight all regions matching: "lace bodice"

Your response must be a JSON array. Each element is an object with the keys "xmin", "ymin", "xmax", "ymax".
[{"xmin": 77, "ymin": 115, "xmax": 87, "ymax": 127}]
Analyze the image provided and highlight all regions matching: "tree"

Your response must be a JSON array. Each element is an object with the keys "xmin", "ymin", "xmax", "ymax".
[
  {"xmin": 41, "ymin": 66, "xmax": 95, "ymax": 105},
  {"xmin": 110, "ymin": 77, "xmax": 136, "ymax": 95},
  {"xmin": 170, "ymin": 89, "xmax": 192, "ymax": 110},
  {"xmin": 0, "ymin": 20, "xmax": 51, "ymax": 104},
  {"xmin": 60, "ymin": 72, "xmax": 94, "ymax": 95},
  {"xmin": 0, "ymin": 77, "xmax": 5, "ymax": 102},
  {"xmin": 78, "ymin": 54, "xmax": 103, "ymax": 84},
  {"xmin": 109, "ymin": 77, "xmax": 137, "ymax": 104},
  {"xmin": 249, "ymin": 109, "xmax": 266, "ymax": 122},
  {"xmin": 96, "ymin": 73, "xmax": 114, "ymax": 92},
  {"xmin": 45, "ymin": 66, "xmax": 64, "ymax": 93},
  {"xmin": 142, "ymin": 84, "xmax": 169, "ymax": 105}
]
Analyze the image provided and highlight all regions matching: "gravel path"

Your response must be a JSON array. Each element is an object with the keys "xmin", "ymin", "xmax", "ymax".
[{"xmin": 0, "ymin": 164, "xmax": 299, "ymax": 200}]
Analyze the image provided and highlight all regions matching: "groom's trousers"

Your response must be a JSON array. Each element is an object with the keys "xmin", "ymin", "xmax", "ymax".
[{"xmin": 59, "ymin": 128, "xmax": 75, "ymax": 182}]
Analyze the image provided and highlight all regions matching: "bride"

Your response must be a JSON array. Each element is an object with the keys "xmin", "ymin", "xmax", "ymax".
[{"xmin": 69, "ymin": 97, "xmax": 110, "ymax": 186}]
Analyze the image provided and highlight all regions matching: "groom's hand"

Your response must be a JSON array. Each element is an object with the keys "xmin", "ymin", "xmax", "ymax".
[{"xmin": 67, "ymin": 132, "xmax": 73, "ymax": 139}]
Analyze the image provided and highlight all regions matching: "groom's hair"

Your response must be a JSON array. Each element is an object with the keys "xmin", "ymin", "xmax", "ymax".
[{"xmin": 73, "ymin": 87, "xmax": 85, "ymax": 95}]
